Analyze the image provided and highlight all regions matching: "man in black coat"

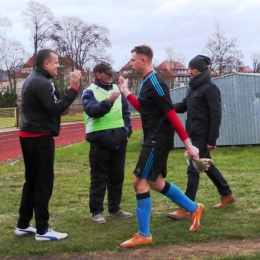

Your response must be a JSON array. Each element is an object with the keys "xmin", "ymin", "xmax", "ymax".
[
  {"xmin": 167, "ymin": 55, "xmax": 236, "ymax": 220},
  {"xmin": 14, "ymin": 49, "xmax": 81, "ymax": 241}
]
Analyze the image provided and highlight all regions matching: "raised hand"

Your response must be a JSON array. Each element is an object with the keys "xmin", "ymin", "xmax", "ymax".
[
  {"xmin": 70, "ymin": 70, "xmax": 82, "ymax": 90},
  {"xmin": 118, "ymin": 76, "xmax": 130, "ymax": 97},
  {"xmin": 108, "ymin": 91, "xmax": 120, "ymax": 106}
]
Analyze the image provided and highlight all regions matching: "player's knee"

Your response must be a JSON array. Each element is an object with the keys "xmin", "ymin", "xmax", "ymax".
[
  {"xmin": 149, "ymin": 182, "xmax": 160, "ymax": 192},
  {"xmin": 133, "ymin": 179, "xmax": 149, "ymax": 194},
  {"xmin": 133, "ymin": 182, "xmax": 138, "ymax": 192}
]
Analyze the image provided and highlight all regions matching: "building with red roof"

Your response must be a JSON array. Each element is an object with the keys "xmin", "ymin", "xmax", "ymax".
[
  {"xmin": 118, "ymin": 60, "xmax": 190, "ymax": 92},
  {"xmin": 238, "ymin": 66, "xmax": 253, "ymax": 73},
  {"xmin": 155, "ymin": 60, "xmax": 190, "ymax": 88}
]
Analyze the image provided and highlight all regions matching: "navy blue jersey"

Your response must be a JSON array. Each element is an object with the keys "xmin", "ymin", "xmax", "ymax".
[{"xmin": 138, "ymin": 71, "xmax": 174, "ymax": 146}]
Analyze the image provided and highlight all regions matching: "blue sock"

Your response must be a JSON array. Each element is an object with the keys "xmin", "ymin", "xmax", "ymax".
[
  {"xmin": 136, "ymin": 192, "xmax": 151, "ymax": 237},
  {"xmin": 161, "ymin": 182, "xmax": 197, "ymax": 214}
]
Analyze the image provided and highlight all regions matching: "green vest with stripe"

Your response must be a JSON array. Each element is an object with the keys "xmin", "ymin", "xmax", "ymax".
[{"xmin": 84, "ymin": 84, "xmax": 124, "ymax": 133}]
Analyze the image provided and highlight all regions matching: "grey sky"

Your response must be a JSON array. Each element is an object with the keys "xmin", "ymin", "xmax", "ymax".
[{"xmin": 1, "ymin": 0, "xmax": 259, "ymax": 70}]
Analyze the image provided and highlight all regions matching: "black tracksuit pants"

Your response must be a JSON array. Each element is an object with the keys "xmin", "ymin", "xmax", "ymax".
[
  {"xmin": 89, "ymin": 143, "xmax": 127, "ymax": 215},
  {"xmin": 185, "ymin": 139, "xmax": 232, "ymax": 201},
  {"xmin": 17, "ymin": 135, "xmax": 54, "ymax": 235}
]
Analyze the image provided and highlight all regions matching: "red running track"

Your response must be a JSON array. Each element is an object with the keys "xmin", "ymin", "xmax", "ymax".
[{"xmin": 0, "ymin": 117, "xmax": 142, "ymax": 164}]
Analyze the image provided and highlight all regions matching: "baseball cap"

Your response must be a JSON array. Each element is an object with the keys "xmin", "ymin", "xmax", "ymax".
[{"xmin": 93, "ymin": 62, "xmax": 117, "ymax": 75}]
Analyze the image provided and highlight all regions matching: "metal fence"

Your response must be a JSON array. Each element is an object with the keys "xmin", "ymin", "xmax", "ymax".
[
  {"xmin": 2, "ymin": 73, "xmax": 260, "ymax": 140},
  {"xmin": 171, "ymin": 73, "xmax": 260, "ymax": 148},
  {"xmin": 0, "ymin": 107, "xmax": 19, "ymax": 129},
  {"xmin": 0, "ymin": 101, "xmax": 139, "ymax": 129},
  {"xmin": 0, "ymin": 104, "xmax": 84, "ymax": 129}
]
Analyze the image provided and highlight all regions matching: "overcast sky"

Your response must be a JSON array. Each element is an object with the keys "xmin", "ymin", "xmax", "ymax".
[{"xmin": 1, "ymin": 0, "xmax": 259, "ymax": 70}]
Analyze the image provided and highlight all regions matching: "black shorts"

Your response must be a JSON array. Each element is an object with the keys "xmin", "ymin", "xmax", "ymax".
[{"xmin": 134, "ymin": 144, "xmax": 171, "ymax": 182}]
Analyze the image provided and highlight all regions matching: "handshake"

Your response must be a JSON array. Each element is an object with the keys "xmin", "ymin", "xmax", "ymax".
[{"xmin": 184, "ymin": 151, "xmax": 214, "ymax": 173}]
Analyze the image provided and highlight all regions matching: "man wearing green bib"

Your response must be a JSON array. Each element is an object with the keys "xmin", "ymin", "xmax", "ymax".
[{"xmin": 82, "ymin": 62, "xmax": 133, "ymax": 223}]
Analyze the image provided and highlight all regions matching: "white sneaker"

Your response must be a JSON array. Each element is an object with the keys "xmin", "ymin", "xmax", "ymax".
[
  {"xmin": 92, "ymin": 214, "xmax": 106, "ymax": 224},
  {"xmin": 108, "ymin": 210, "xmax": 132, "ymax": 218},
  {"xmin": 14, "ymin": 224, "xmax": 36, "ymax": 236},
  {"xmin": 35, "ymin": 227, "xmax": 68, "ymax": 241}
]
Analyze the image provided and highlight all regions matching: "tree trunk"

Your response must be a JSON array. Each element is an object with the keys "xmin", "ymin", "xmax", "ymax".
[
  {"xmin": 13, "ymin": 69, "xmax": 17, "ymax": 93},
  {"xmin": 7, "ymin": 70, "xmax": 13, "ymax": 91},
  {"xmin": 33, "ymin": 32, "xmax": 38, "ymax": 68}
]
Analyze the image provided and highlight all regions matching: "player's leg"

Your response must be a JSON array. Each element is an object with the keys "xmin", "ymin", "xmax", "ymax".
[
  {"xmin": 120, "ymin": 176, "xmax": 152, "ymax": 247},
  {"xmin": 120, "ymin": 145, "xmax": 154, "ymax": 247},
  {"xmin": 148, "ymin": 146, "xmax": 204, "ymax": 232}
]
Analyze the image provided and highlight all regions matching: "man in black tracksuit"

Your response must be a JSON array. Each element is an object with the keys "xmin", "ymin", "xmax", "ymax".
[
  {"xmin": 167, "ymin": 55, "xmax": 236, "ymax": 220},
  {"xmin": 82, "ymin": 62, "xmax": 132, "ymax": 224},
  {"xmin": 14, "ymin": 49, "xmax": 81, "ymax": 241}
]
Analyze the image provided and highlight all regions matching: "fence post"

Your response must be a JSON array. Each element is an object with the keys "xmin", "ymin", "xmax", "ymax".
[{"xmin": 15, "ymin": 107, "xmax": 19, "ymax": 129}]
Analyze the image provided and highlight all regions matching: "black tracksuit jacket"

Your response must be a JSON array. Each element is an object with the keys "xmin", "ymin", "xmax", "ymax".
[
  {"xmin": 173, "ymin": 69, "xmax": 221, "ymax": 146},
  {"xmin": 20, "ymin": 66, "xmax": 78, "ymax": 136}
]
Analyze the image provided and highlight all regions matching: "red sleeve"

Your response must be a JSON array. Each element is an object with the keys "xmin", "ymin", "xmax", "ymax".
[
  {"xmin": 126, "ymin": 93, "xmax": 140, "ymax": 113},
  {"xmin": 70, "ymin": 87, "xmax": 78, "ymax": 93},
  {"xmin": 165, "ymin": 109, "xmax": 189, "ymax": 141}
]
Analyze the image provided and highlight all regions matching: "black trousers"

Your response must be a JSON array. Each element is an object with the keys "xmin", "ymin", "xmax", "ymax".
[
  {"xmin": 185, "ymin": 139, "xmax": 232, "ymax": 201},
  {"xmin": 17, "ymin": 135, "xmax": 54, "ymax": 235},
  {"xmin": 89, "ymin": 143, "xmax": 127, "ymax": 215}
]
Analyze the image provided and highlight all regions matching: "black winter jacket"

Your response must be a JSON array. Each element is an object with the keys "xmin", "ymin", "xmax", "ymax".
[
  {"xmin": 20, "ymin": 66, "xmax": 78, "ymax": 136},
  {"xmin": 173, "ymin": 69, "xmax": 221, "ymax": 146},
  {"xmin": 82, "ymin": 78, "xmax": 132, "ymax": 149}
]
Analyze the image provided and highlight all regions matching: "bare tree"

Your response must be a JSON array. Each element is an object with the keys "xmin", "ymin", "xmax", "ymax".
[
  {"xmin": 163, "ymin": 47, "xmax": 187, "ymax": 88},
  {"xmin": 164, "ymin": 47, "xmax": 186, "ymax": 64},
  {"xmin": 203, "ymin": 21, "xmax": 244, "ymax": 76},
  {"xmin": 0, "ymin": 15, "xmax": 11, "ymax": 40},
  {"xmin": 251, "ymin": 53, "xmax": 260, "ymax": 73},
  {"xmin": 51, "ymin": 17, "xmax": 111, "ymax": 70},
  {"xmin": 21, "ymin": 1, "xmax": 55, "ymax": 66},
  {"xmin": 0, "ymin": 15, "xmax": 12, "ymax": 71},
  {"xmin": 0, "ymin": 38, "xmax": 27, "ymax": 92},
  {"xmin": 152, "ymin": 59, "xmax": 160, "ymax": 68},
  {"xmin": 51, "ymin": 17, "xmax": 111, "ymax": 92}
]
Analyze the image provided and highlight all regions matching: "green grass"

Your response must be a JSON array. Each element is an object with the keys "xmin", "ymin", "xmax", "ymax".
[
  {"xmin": 0, "ymin": 114, "xmax": 83, "ymax": 129},
  {"xmin": 0, "ymin": 113, "xmax": 139, "ymax": 129},
  {"xmin": 61, "ymin": 113, "xmax": 84, "ymax": 123},
  {"xmin": 0, "ymin": 114, "xmax": 137, "ymax": 128},
  {"xmin": 0, "ymin": 114, "xmax": 84, "ymax": 129},
  {"xmin": 0, "ymin": 116, "xmax": 18, "ymax": 128},
  {"xmin": 1, "ymin": 130, "xmax": 260, "ymax": 259}
]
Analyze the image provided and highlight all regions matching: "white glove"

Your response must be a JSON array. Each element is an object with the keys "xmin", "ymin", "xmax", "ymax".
[{"xmin": 184, "ymin": 151, "xmax": 214, "ymax": 173}]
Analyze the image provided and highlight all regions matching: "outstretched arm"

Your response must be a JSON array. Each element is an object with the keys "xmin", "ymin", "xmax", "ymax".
[
  {"xmin": 165, "ymin": 109, "xmax": 199, "ymax": 159},
  {"xmin": 37, "ymin": 70, "xmax": 81, "ymax": 117},
  {"xmin": 127, "ymin": 94, "xmax": 140, "ymax": 112},
  {"xmin": 118, "ymin": 77, "xmax": 140, "ymax": 112}
]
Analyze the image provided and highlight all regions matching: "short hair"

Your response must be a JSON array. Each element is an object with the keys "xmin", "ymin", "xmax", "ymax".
[
  {"xmin": 131, "ymin": 45, "xmax": 153, "ymax": 61},
  {"xmin": 35, "ymin": 49, "xmax": 58, "ymax": 67}
]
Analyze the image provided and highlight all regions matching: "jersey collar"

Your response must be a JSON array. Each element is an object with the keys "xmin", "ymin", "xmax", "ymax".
[{"xmin": 142, "ymin": 70, "xmax": 154, "ymax": 81}]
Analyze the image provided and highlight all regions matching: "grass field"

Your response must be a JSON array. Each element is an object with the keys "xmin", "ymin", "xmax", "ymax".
[
  {"xmin": 0, "ymin": 113, "xmax": 139, "ymax": 128},
  {"xmin": 0, "ymin": 116, "xmax": 18, "ymax": 128},
  {"xmin": 0, "ymin": 114, "xmax": 84, "ymax": 129},
  {"xmin": 1, "ymin": 130, "xmax": 260, "ymax": 259},
  {"xmin": 61, "ymin": 113, "xmax": 84, "ymax": 123}
]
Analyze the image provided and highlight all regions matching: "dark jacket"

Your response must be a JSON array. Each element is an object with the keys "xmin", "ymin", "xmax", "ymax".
[
  {"xmin": 173, "ymin": 69, "xmax": 221, "ymax": 146},
  {"xmin": 20, "ymin": 66, "xmax": 78, "ymax": 136},
  {"xmin": 82, "ymin": 78, "xmax": 132, "ymax": 149}
]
